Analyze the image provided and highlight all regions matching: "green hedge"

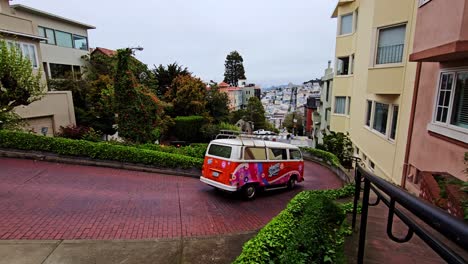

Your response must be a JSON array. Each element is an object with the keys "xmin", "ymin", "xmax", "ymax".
[
  {"xmin": 233, "ymin": 185, "xmax": 355, "ymax": 264},
  {"xmin": 174, "ymin": 115, "xmax": 204, "ymax": 142},
  {"xmin": 301, "ymin": 147, "xmax": 342, "ymax": 167},
  {"xmin": 137, "ymin": 143, "xmax": 208, "ymax": 159},
  {"xmin": 0, "ymin": 130, "xmax": 203, "ymax": 169}
]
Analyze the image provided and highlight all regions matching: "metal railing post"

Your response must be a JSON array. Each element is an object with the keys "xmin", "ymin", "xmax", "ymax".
[
  {"xmin": 357, "ymin": 177, "xmax": 370, "ymax": 264},
  {"xmin": 352, "ymin": 168, "xmax": 361, "ymax": 228}
]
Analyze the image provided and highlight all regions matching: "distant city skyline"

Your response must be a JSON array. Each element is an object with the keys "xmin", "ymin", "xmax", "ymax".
[{"xmin": 14, "ymin": 0, "xmax": 338, "ymax": 87}]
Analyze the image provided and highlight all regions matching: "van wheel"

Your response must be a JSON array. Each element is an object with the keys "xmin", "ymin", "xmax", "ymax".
[
  {"xmin": 243, "ymin": 185, "xmax": 257, "ymax": 200},
  {"xmin": 287, "ymin": 176, "xmax": 297, "ymax": 190}
]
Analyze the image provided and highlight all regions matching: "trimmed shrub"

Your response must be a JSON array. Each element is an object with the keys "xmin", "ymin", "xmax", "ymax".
[
  {"xmin": 174, "ymin": 115, "xmax": 204, "ymax": 142},
  {"xmin": 233, "ymin": 185, "xmax": 355, "ymax": 264},
  {"xmin": 137, "ymin": 143, "xmax": 208, "ymax": 159},
  {"xmin": 301, "ymin": 147, "xmax": 341, "ymax": 167},
  {"xmin": 0, "ymin": 130, "xmax": 203, "ymax": 169}
]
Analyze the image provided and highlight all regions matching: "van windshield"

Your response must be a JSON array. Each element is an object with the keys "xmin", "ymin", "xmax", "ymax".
[{"xmin": 208, "ymin": 144, "xmax": 232, "ymax": 159}]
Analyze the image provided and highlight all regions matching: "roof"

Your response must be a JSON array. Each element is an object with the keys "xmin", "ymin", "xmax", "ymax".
[
  {"xmin": 11, "ymin": 4, "xmax": 96, "ymax": 29},
  {"xmin": 218, "ymin": 82, "xmax": 230, "ymax": 87},
  {"xmin": 91, "ymin": 47, "xmax": 117, "ymax": 57},
  {"xmin": 210, "ymin": 138, "xmax": 300, "ymax": 149},
  {"xmin": 331, "ymin": 0, "xmax": 355, "ymax": 18}
]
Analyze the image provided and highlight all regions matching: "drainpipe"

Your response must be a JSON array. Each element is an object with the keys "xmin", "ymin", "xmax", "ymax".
[{"xmin": 402, "ymin": 61, "xmax": 422, "ymax": 188}]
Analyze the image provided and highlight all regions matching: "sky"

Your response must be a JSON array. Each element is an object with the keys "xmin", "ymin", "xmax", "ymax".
[{"xmin": 14, "ymin": 0, "xmax": 338, "ymax": 87}]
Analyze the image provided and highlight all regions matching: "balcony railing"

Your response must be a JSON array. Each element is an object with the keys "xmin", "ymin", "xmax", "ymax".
[
  {"xmin": 376, "ymin": 44, "xmax": 404, "ymax": 64},
  {"xmin": 352, "ymin": 165, "xmax": 468, "ymax": 264}
]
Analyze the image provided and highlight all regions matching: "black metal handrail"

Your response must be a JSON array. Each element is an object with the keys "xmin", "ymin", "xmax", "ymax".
[{"xmin": 352, "ymin": 165, "xmax": 468, "ymax": 264}]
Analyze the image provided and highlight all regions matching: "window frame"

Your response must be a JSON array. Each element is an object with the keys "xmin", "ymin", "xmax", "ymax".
[
  {"xmin": 429, "ymin": 68, "xmax": 468, "ymax": 143},
  {"xmin": 5, "ymin": 40, "xmax": 39, "ymax": 69},
  {"xmin": 374, "ymin": 23, "xmax": 407, "ymax": 66},
  {"xmin": 336, "ymin": 55, "xmax": 354, "ymax": 76},
  {"xmin": 334, "ymin": 96, "xmax": 347, "ymax": 115},
  {"xmin": 72, "ymin": 34, "xmax": 88, "ymax": 51},
  {"xmin": 365, "ymin": 99, "xmax": 399, "ymax": 142},
  {"xmin": 338, "ymin": 12, "xmax": 354, "ymax": 36},
  {"xmin": 55, "ymin": 30, "xmax": 74, "ymax": 48}
]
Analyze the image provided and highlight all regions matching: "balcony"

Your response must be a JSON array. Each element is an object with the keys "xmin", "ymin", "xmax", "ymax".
[
  {"xmin": 367, "ymin": 65, "xmax": 405, "ymax": 94},
  {"xmin": 376, "ymin": 44, "xmax": 404, "ymax": 65},
  {"xmin": 410, "ymin": 0, "xmax": 468, "ymax": 62}
]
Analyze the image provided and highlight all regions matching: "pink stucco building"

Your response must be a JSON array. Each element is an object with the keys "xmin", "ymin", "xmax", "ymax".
[{"xmin": 404, "ymin": 0, "xmax": 468, "ymax": 193}]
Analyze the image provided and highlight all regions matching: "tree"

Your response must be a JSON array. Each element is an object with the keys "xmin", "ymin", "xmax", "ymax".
[
  {"xmin": 0, "ymin": 40, "xmax": 44, "ymax": 128},
  {"xmin": 223, "ymin": 51, "xmax": 246, "ymax": 87},
  {"xmin": 206, "ymin": 84, "xmax": 229, "ymax": 123},
  {"xmin": 168, "ymin": 75, "xmax": 207, "ymax": 117},
  {"xmin": 153, "ymin": 62, "xmax": 190, "ymax": 99},
  {"xmin": 114, "ymin": 48, "xmax": 163, "ymax": 143},
  {"xmin": 244, "ymin": 97, "xmax": 266, "ymax": 130},
  {"xmin": 283, "ymin": 111, "xmax": 304, "ymax": 136}
]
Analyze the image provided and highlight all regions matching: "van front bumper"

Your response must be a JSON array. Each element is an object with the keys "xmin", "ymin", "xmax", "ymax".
[{"xmin": 200, "ymin": 176, "xmax": 238, "ymax": 192}]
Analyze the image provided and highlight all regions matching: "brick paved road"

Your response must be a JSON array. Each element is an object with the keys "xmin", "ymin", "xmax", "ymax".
[{"xmin": 0, "ymin": 158, "xmax": 342, "ymax": 240}]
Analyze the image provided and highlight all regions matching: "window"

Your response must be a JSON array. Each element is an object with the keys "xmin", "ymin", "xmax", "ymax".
[
  {"xmin": 268, "ymin": 148, "xmax": 287, "ymax": 160},
  {"xmin": 208, "ymin": 144, "xmax": 232, "ymax": 159},
  {"xmin": 365, "ymin": 100, "xmax": 372, "ymax": 126},
  {"xmin": 325, "ymin": 109, "xmax": 329, "ymax": 121},
  {"xmin": 373, "ymin": 102, "xmax": 389, "ymax": 135},
  {"xmin": 347, "ymin": 97, "xmax": 351, "ymax": 115},
  {"xmin": 244, "ymin": 147, "xmax": 267, "ymax": 160},
  {"xmin": 50, "ymin": 63, "xmax": 73, "ymax": 79},
  {"xmin": 390, "ymin": 105, "xmax": 399, "ymax": 140},
  {"xmin": 289, "ymin": 149, "xmax": 302, "ymax": 160},
  {"xmin": 55, "ymin": 30, "xmax": 73, "ymax": 48},
  {"xmin": 339, "ymin": 13, "xmax": 353, "ymax": 35},
  {"xmin": 38, "ymin": 26, "xmax": 56, "ymax": 45},
  {"xmin": 325, "ymin": 81, "xmax": 330, "ymax": 101},
  {"xmin": 334, "ymin": 96, "xmax": 346, "ymax": 114},
  {"xmin": 434, "ymin": 71, "xmax": 468, "ymax": 130},
  {"xmin": 376, "ymin": 24, "xmax": 406, "ymax": 64},
  {"xmin": 369, "ymin": 160, "xmax": 375, "ymax": 170},
  {"xmin": 350, "ymin": 54, "xmax": 355, "ymax": 74},
  {"xmin": 356, "ymin": 147, "xmax": 359, "ymax": 155},
  {"xmin": 6, "ymin": 41, "xmax": 38, "ymax": 68},
  {"xmin": 336, "ymin": 56, "xmax": 350, "ymax": 75}
]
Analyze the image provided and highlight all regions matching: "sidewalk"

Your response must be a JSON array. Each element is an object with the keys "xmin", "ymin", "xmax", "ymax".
[
  {"xmin": 0, "ymin": 232, "xmax": 255, "ymax": 264},
  {"xmin": 344, "ymin": 194, "xmax": 466, "ymax": 263}
]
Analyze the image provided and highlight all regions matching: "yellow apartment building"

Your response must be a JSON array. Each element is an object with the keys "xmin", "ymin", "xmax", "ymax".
[{"xmin": 330, "ymin": 0, "xmax": 418, "ymax": 184}]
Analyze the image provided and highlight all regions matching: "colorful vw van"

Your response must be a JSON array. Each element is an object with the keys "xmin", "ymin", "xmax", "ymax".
[{"xmin": 200, "ymin": 138, "xmax": 304, "ymax": 199}]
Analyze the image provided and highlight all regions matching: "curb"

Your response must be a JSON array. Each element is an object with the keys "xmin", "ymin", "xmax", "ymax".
[{"xmin": 0, "ymin": 148, "xmax": 201, "ymax": 178}]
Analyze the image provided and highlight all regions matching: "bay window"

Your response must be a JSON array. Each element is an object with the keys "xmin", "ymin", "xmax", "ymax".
[{"xmin": 376, "ymin": 24, "xmax": 406, "ymax": 64}]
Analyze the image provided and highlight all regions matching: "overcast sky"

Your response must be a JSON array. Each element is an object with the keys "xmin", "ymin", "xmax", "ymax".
[{"xmin": 15, "ymin": 0, "xmax": 337, "ymax": 87}]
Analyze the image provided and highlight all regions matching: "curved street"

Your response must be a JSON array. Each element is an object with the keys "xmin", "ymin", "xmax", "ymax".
[{"xmin": 0, "ymin": 157, "xmax": 343, "ymax": 240}]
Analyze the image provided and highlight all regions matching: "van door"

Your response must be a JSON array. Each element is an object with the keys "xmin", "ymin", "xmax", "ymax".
[{"xmin": 264, "ymin": 148, "xmax": 291, "ymax": 186}]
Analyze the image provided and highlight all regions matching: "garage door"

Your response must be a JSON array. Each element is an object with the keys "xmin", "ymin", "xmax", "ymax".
[{"xmin": 24, "ymin": 116, "xmax": 54, "ymax": 136}]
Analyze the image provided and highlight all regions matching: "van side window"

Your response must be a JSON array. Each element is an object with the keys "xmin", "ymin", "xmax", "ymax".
[
  {"xmin": 244, "ymin": 147, "xmax": 267, "ymax": 160},
  {"xmin": 289, "ymin": 149, "xmax": 302, "ymax": 160},
  {"xmin": 268, "ymin": 148, "xmax": 288, "ymax": 160},
  {"xmin": 208, "ymin": 144, "xmax": 232, "ymax": 159}
]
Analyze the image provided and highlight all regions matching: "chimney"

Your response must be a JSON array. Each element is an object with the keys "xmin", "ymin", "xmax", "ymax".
[
  {"xmin": 0, "ymin": 0, "xmax": 11, "ymax": 14},
  {"xmin": 327, "ymin": 60, "xmax": 331, "ymax": 69}
]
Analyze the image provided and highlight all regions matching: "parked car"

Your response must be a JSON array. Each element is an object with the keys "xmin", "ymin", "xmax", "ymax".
[{"xmin": 253, "ymin": 129, "xmax": 276, "ymax": 135}]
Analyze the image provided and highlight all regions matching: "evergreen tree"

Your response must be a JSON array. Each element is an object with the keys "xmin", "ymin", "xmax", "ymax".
[
  {"xmin": 153, "ymin": 62, "xmax": 190, "ymax": 99},
  {"xmin": 244, "ymin": 97, "xmax": 266, "ymax": 130},
  {"xmin": 223, "ymin": 51, "xmax": 246, "ymax": 87}
]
